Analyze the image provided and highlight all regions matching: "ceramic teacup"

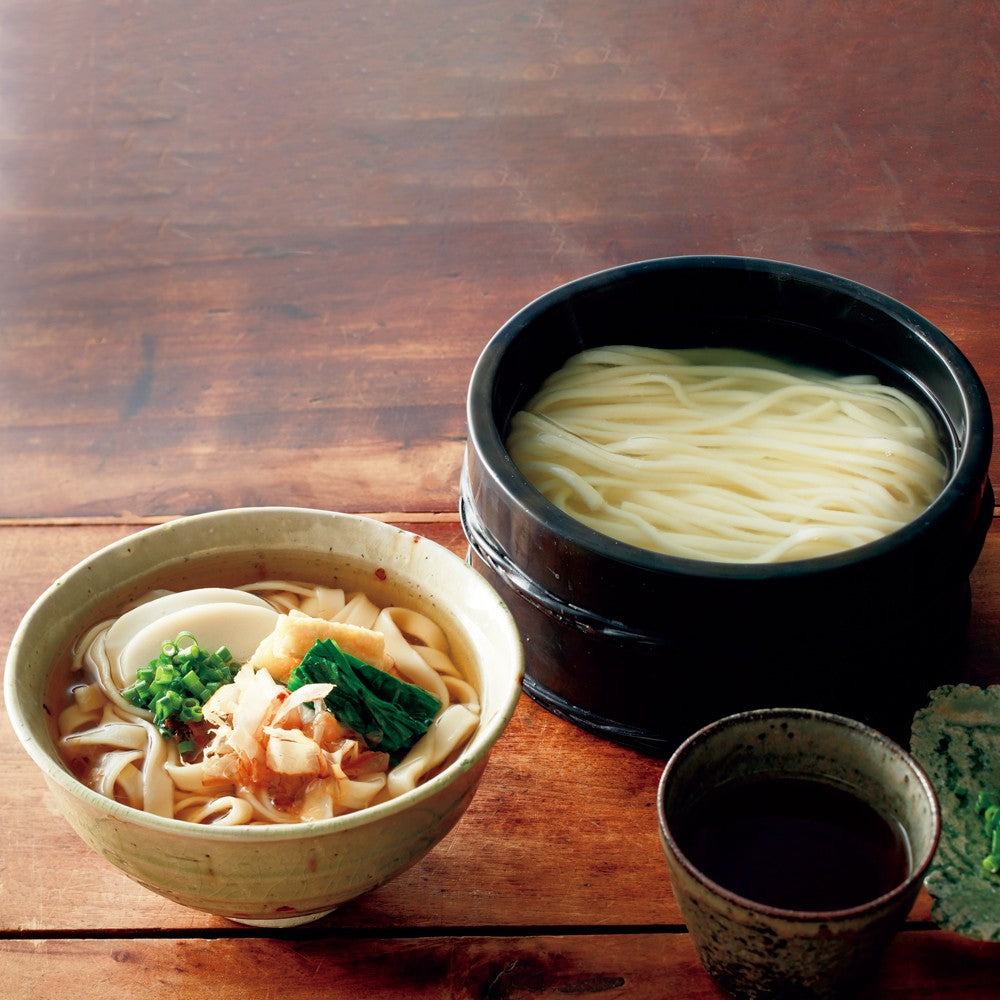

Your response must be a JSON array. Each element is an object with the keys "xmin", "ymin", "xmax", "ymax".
[{"xmin": 657, "ymin": 708, "xmax": 940, "ymax": 999}]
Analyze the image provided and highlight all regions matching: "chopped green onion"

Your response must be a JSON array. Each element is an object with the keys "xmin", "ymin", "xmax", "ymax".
[
  {"xmin": 121, "ymin": 633, "xmax": 241, "ymax": 744},
  {"xmin": 182, "ymin": 670, "xmax": 207, "ymax": 698},
  {"xmin": 155, "ymin": 689, "xmax": 182, "ymax": 718},
  {"xmin": 179, "ymin": 697, "xmax": 202, "ymax": 723}
]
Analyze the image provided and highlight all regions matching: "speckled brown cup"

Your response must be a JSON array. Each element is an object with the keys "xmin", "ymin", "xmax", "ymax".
[{"xmin": 657, "ymin": 708, "xmax": 940, "ymax": 1000}]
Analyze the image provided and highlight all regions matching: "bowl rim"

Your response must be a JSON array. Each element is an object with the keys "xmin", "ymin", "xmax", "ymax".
[
  {"xmin": 655, "ymin": 706, "xmax": 943, "ymax": 922},
  {"xmin": 466, "ymin": 254, "xmax": 994, "ymax": 581},
  {"xmin": 4, "ymin": 506, "xmax": 524, "ymax": 842}
]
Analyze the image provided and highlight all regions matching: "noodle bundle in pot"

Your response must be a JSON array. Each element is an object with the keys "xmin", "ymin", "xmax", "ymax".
[
  {"xmin": 462, "ymin": 256, "xmax": 993, "ymax": 755},
  {"xmin": 507, "ymin": 345, "xmax": 948, "ymax": 565}
]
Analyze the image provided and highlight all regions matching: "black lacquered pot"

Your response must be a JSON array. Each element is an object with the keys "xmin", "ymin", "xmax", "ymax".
[{"xmin": 461, "ymin": 256, "xmax": 994, "ymax": 755}]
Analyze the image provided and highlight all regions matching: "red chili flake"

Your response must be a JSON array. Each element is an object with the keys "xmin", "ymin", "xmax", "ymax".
[{"xmin": 374, "ymin": 567, "xmax": 387, "ymax": 581}]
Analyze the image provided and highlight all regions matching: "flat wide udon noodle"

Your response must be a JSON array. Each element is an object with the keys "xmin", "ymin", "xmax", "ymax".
[
  {"xmin": 56, "ymin": 581, "xmax": 479, "ymax": 825},
  {"xmin": 507, "ymin": 345, "xmax": 948, "ymax": 563}
]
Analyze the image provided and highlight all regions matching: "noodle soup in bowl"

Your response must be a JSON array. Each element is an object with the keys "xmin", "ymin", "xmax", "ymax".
[
  {"xmin": 4, "ymin": 507, "xmax": 523, "ymax": 926},
  {"xmin": 462, "ymin": 256, "xmax": 993, "ymax": 754}
]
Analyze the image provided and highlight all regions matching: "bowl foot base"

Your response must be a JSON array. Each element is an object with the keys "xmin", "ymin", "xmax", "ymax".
[{"xmin": 227, "ymin": 908, "xmax": 336, "ymax": 928}]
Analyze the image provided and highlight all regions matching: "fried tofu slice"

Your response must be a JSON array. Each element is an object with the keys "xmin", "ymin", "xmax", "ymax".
[{"xmin": 245, "ymin": 610, "xmax": 394, "ymax": 682}]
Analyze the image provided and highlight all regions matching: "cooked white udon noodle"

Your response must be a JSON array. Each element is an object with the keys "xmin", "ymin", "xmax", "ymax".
[
  {"xmin": 506, "ymin": 345, "xmax": 948, "ymax": 563},
  {"xmin": 56, "ymin": 581, "xmax": 480, "ymax": 825}
]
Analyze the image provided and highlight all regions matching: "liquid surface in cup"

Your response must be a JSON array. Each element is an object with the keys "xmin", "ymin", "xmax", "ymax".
[{"xmin": 674, "ymin": 775, "xmax": 910, "ymax": 910}]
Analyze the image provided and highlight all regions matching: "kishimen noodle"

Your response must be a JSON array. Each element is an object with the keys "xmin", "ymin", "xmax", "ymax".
[{"xmin": 55, "ymin": 580, "xmax": 480, "ymax": 825}]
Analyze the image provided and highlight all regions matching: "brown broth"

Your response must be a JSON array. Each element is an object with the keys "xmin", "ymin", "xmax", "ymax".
[{"xmin": 673, "ymin": 775, "xmax": 910, "ymax": 911}]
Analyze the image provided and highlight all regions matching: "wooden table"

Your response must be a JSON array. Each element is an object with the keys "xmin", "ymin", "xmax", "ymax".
[{"xmin": 2, "ymin": 2, "xmax": 998, "ymax": 996}]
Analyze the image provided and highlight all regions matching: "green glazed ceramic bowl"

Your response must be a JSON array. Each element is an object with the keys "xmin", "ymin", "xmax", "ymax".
[{"xmin": 5, "ymin": 507, "xmax": 523, "ymax": 926}]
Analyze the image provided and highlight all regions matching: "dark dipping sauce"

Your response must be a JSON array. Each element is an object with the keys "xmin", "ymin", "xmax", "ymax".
[{"xmin": 674, "ymin": 775, "xmax": 911, "ymax": 911}]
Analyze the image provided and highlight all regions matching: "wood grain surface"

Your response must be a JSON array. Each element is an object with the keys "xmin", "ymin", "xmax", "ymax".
[
  {"xmin": 1, "ymin": 1, "xmax": 998, "ymax": 518},
  {"xmin": 2, "ymin": 932, "xmax": 1000, "ymax": 1000},
  {"xmin": 1, "ymin": 1, "xmax": 998, "ymax": 997}
]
